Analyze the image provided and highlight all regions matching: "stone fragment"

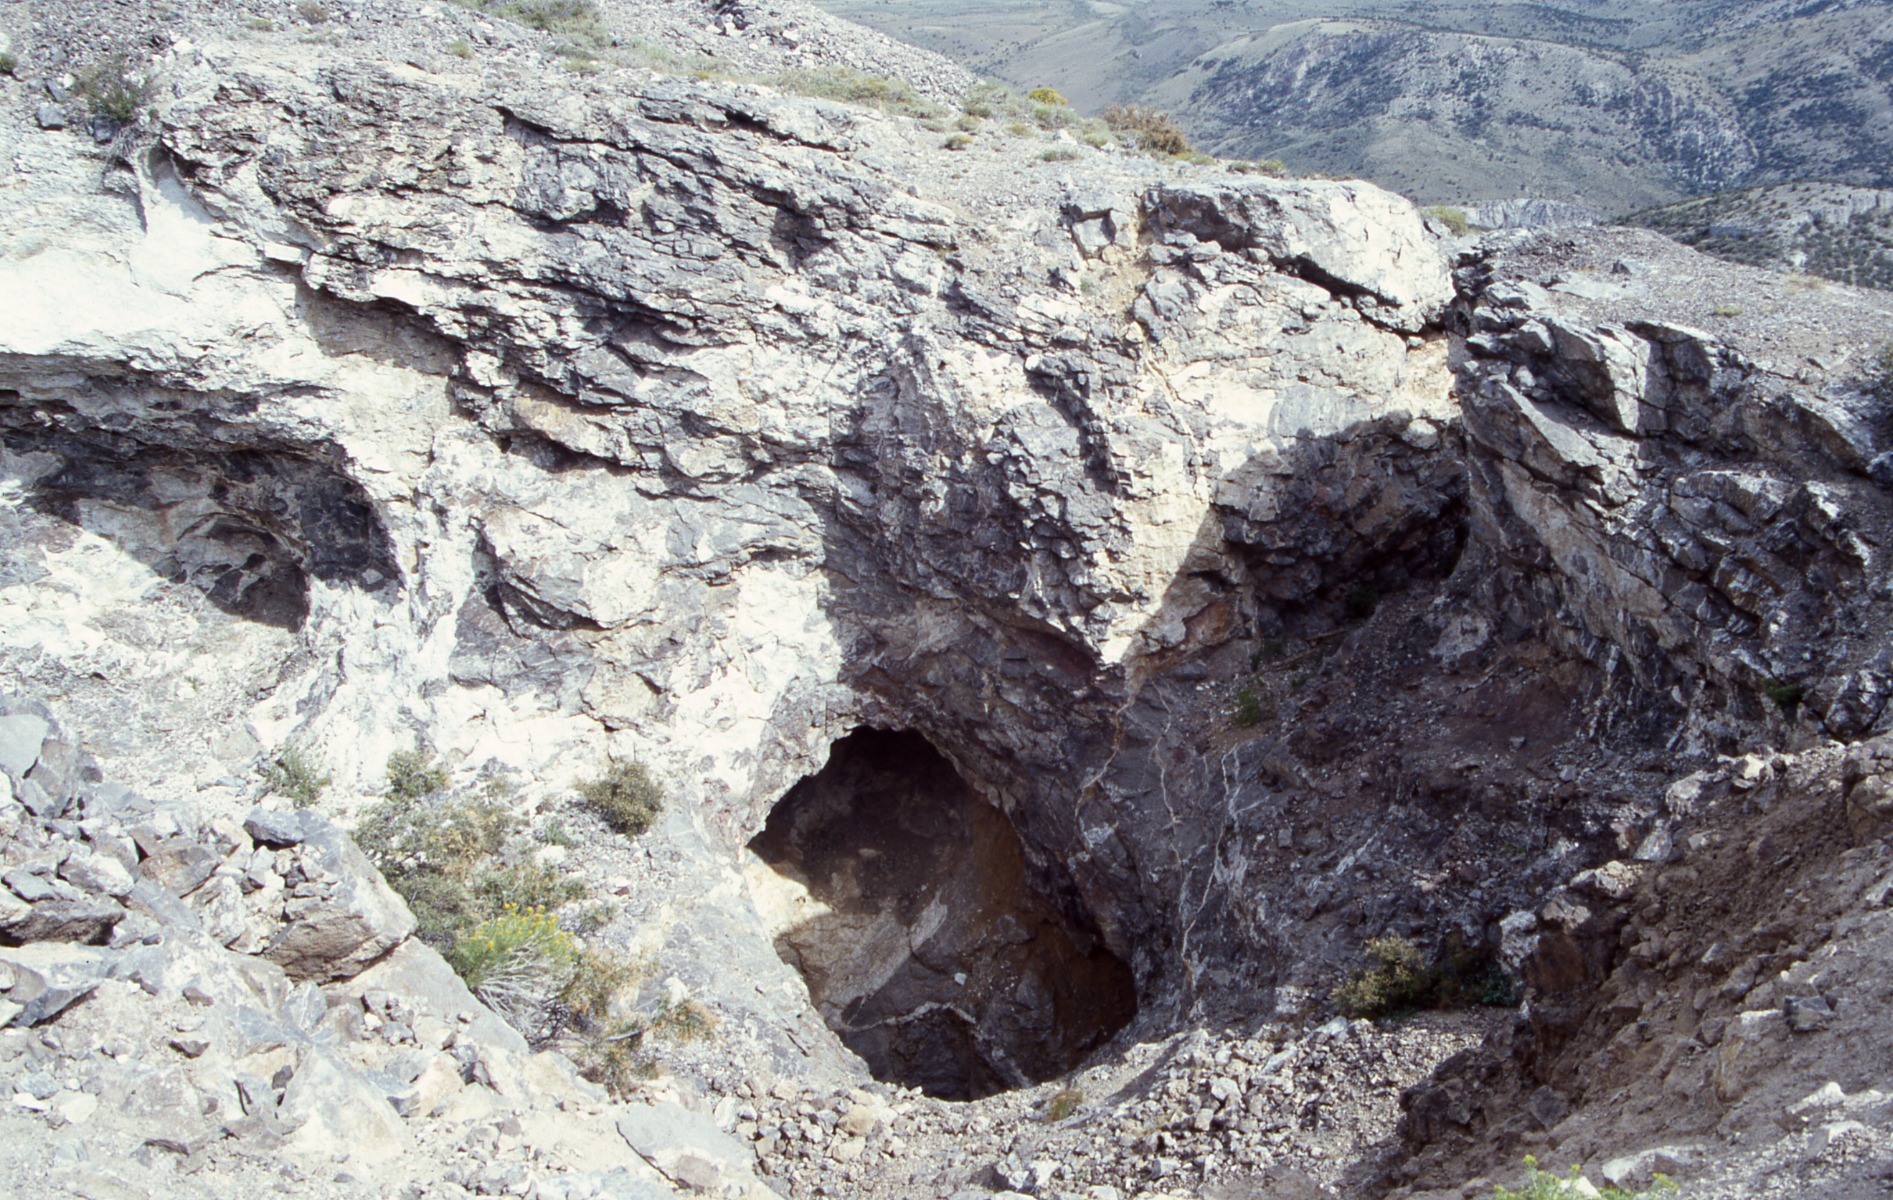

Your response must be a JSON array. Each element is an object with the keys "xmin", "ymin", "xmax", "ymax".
[
  {"xmin": 617, "ymin": 1101, "xmax": 773, "ymax": 1197},
  {"xmin": 279, "ymin": 1047, "xmax": 409, "ymax": 1164},
  {"xmin": 0, "ymin": 714, "xmax": 49, "ymax": 783},
  {"xmin": 0, "ymin": 943, "xmax": 114, "ymax": 1025},
  {"xmin": 60, "ymin": 852, "xmax": 135, "ymax": 898},
  {"xmin": 139, "ymin": 840, "xmax": 221, "ymax": 897},
  {"xmin": 3, "ymin": 868, "xmax": 67, "ymax": 904},
  {"xmin": 243, "ymin": 807, "xmax": 321, "ymax": 848},
  {"xmin": 260, "ymin": 819, "xmax": 414, "ymax": 981},
  {"xmin": 1, "ymin": 897, "xmax": 125, "ymax": 944},
  {"xmin": 1784, "ymin": 995, "xmax": 1834, "ymax": 1033}
]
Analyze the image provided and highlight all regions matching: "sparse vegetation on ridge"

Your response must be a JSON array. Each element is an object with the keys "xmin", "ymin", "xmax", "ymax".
[
  {"xmin": 1100, "ymin": 104, "xmax": 1193, "ymax": 157},
  {"xmin": 74, "ymin": 54, "xmax": 155, "ymax": 123},
  {"xmin": 355, "ymin": 750, "xmax": 698, "ymax": 1092},
  {"xmin": 1424, "ymin": 204, "xmax": 1472, "ymax": 236},
  {"xmin": 578, "ymin": 759, "xmax": 666, "ymax": 837}
]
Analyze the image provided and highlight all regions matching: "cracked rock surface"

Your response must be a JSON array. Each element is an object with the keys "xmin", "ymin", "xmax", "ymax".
[{"xmin": 5, "ymin": 0, "xmax": 1893, "ymax": 1197}]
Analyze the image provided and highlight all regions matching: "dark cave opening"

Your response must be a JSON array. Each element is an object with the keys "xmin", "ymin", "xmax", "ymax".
[{"xmin": 747, "ymin": 729, "xmax": 1137, "ymax": 1101}]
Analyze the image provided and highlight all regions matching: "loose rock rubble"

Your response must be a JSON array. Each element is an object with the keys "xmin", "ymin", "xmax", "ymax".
[
  {"xmin": 4, "ymin": 0, "xmax": 1893, "ymax": 1197},
  {"xmin": 0, "ymin": 694, "xmax": 777, "ymax": 1200}
]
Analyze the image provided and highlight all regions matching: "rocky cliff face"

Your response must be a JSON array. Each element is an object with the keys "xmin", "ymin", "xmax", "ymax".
[{"xmin": 6, "ymin": 1, "xmax": 1893, "ymax": 1197}]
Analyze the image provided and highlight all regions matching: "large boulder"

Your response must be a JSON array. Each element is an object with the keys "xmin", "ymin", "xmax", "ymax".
[{"xmin": 259, "ymin": 815, "xmax": 415, "ymax": 982}]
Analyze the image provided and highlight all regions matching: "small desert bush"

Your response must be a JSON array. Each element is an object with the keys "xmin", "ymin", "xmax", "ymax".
[
  {"xmin": 1026, "ymin": 86, "xmax": 1066, "ymax": 105},
  {"xmin": 1232, "ymin": 686, "xmax": 1274, "ymax": 728},
  {"xmin": 1333, "ymin": 933, "xmax": 1513, "ymax": 1018},
  {"xmin": 1045, "ymin": 1086, "xmax": 1083, "ymax": 1122},
  {"xmin": 354, "ymin": 754, "xmax": 707, "ymax": 1083},
  {"xmin": 448, "ymin": 904, "xmax": 582, "ymax": 1027},
  {"xmin": 75, "ymin": 55, "xmax": 155, "ymax": 122},
  {"xmin": 355, "ymin": 786, "xmax": 583, "ymax": 949},
  {"xmin": 579, "ymin": 760, "xmax": 665, "ymax": 837},
  {"xmin": 1231, "ymin": 158, "xmax": 1288, "ymax": 176},
  {"xmin": 558, "ymin": 947, "xmax": 717, "ymax": 1095},
  {"xmin": 452, "ymin": 0, "xmax": 605, "ymax": 47},
  {"xmin": 944, "ymin": 132, "xmax": 973, "ymax": 151},
  {"xmin": 772, "ymin": 66, "xmax": 943, "ymax": 119},
  {"xmin": 262, "ymin": 744, "xmax": 330, "ymax": 809},
  {"xmin": 385, "ymin": 745, "xmax": 449, "ymax": 801},
  {"xmin": 1101, "ymin": 104, "xmax": 1193, "ymax": 156},
  {"xmin": 1423, "ymin": 204, "xmax": 1472, "ymax": 236},
  {"xmin": 1762, "ymin": 677, "xmax": 1804, "ymax": 715},
  {"xmin": 1333, "ymin": 935, "xmax": 1431, "ymax": 1016}
]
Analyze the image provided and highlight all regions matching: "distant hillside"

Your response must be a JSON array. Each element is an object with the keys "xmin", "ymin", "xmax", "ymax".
[
  {"xmin": 810, "ymin": 0, "xmax": 1893, "ymax": 215},
  {"xmin": 1625, "ymin": 183, "xmax": 1893, "ymax": 291}
]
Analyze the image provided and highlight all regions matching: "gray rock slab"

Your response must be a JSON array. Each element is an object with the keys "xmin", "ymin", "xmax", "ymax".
[
  {"xmin": 0, "ymin": 714, "xmax": 49, "ymax": 784},
  {"xmin": 0, "ymin": 897, "xmax": 125, "ymax": 945},
  {"xmin": 0, "ymin": 943, "xmax": 116, "ymax": 1025}
]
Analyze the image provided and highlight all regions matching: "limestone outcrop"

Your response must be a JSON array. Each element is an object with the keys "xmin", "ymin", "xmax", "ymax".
[{"xmin": 5, "ymin": 0, "xmax": 1893, "ymax": 1197}]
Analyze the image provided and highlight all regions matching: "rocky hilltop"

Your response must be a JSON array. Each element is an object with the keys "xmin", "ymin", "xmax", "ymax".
[
  {"xmin": 4, "ymin": 1, "xmax": 1893, "ymax": 1198},
  {"xmin": 1626, "ymin": 183, "xmax": 1893, "ymax": 293},
  {"xmin": 816, "ymin": 0, "xmax": 1893, "ymax": 215}
]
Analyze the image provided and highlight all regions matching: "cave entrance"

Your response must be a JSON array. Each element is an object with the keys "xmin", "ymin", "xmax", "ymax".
[{"xmin": 746, "ymin": 729, "xmax": 1137, "ymax": 1101}]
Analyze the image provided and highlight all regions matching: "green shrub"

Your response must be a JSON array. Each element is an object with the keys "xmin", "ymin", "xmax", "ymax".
[
  {"xmin": 1232, "ymin": 687, "xmax": 1272, "ymax": 728},
  {"xmin": 771, "ymin": 66, "xmax": 942, "ymax": 119},
  {"xmin": 962, "ymin": 102, "xmax": 993, "ymax": 120},
  {"xmin": 1100, "ymin": 104, "xmax": 1193, "ymax": 157},
  {"xmin": 1026, "ymin": 86, "xmax": 1066, "ymax": 105},
  {"xmin": 555, "ymin": 948, "xmax": 716, "ymax": 1095},
  {"xmin": 262, "ymin": 744, "xmax": 330, "ymax": 809},
  {"xmin": 579, "ymin": 761, "xmax": 664, "ymax": 837},
  {"xmin": 445, "ymin": 38, "xmax": 474, "ymax": 58},
  {"xmin": 355, "ymin": 794, "xmax": 511, "ymax": 940},
  {"xmin": 75, "ymin": 55, "xmax": 155, "ymax": 123},
  {"xmin": 353, "ymin": 753, "xmax": 708, "ymax": 1081},
  {"xmin": 1333, "ymin": 933, "xmax": 1514, "ymax": 1018},
  {"xmin": 1333, "ymin": 935, "xmax": 1430, "ymax": 1017},
  {"xmin": 1711, "ymin": 303, "xmax": 1743, "ymax": 317},
  {"xmin": 386, "ymin": 746, "xmax": 449, "ymax": 801},
  {"xmin": 1423, "ymin": 204, "xmax": 1472, "ymax": 236},
  {"xmin": 452, "ymin": 0, "xmax": 605, "ymax": 47},
  {"xmin": 448, "ymin": 904, "xmax": 579, "ymax": 997},
  {"xmin": 1039, "ymin": 147, "xmax": 1079, "ymax": 162},
  {"xmin": 944, "ymin": 132, "xmax": 973, "ymax": 151},
  {"xmin": 1045, "ymin": 1086, "xmax": 1083, "ymax": 1122},
  {"xmin": 1762, "ymin": 678, "xmax": 1804, "ymax": 715},
  {"xmin": 1232, "ymin": 158, "xmax": 1288, "ymax": 176}
]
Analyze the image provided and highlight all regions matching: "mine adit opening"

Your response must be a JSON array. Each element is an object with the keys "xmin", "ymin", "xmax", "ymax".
[{"xmin": 747, "ymin": 729, "xmax": 1137, "ymax": 1101}]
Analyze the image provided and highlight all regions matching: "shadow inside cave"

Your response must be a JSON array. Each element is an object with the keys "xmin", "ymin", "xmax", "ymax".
[{"xmin": 747, "ymin": 728, "xmax": 1138, "ymax": 1101}]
